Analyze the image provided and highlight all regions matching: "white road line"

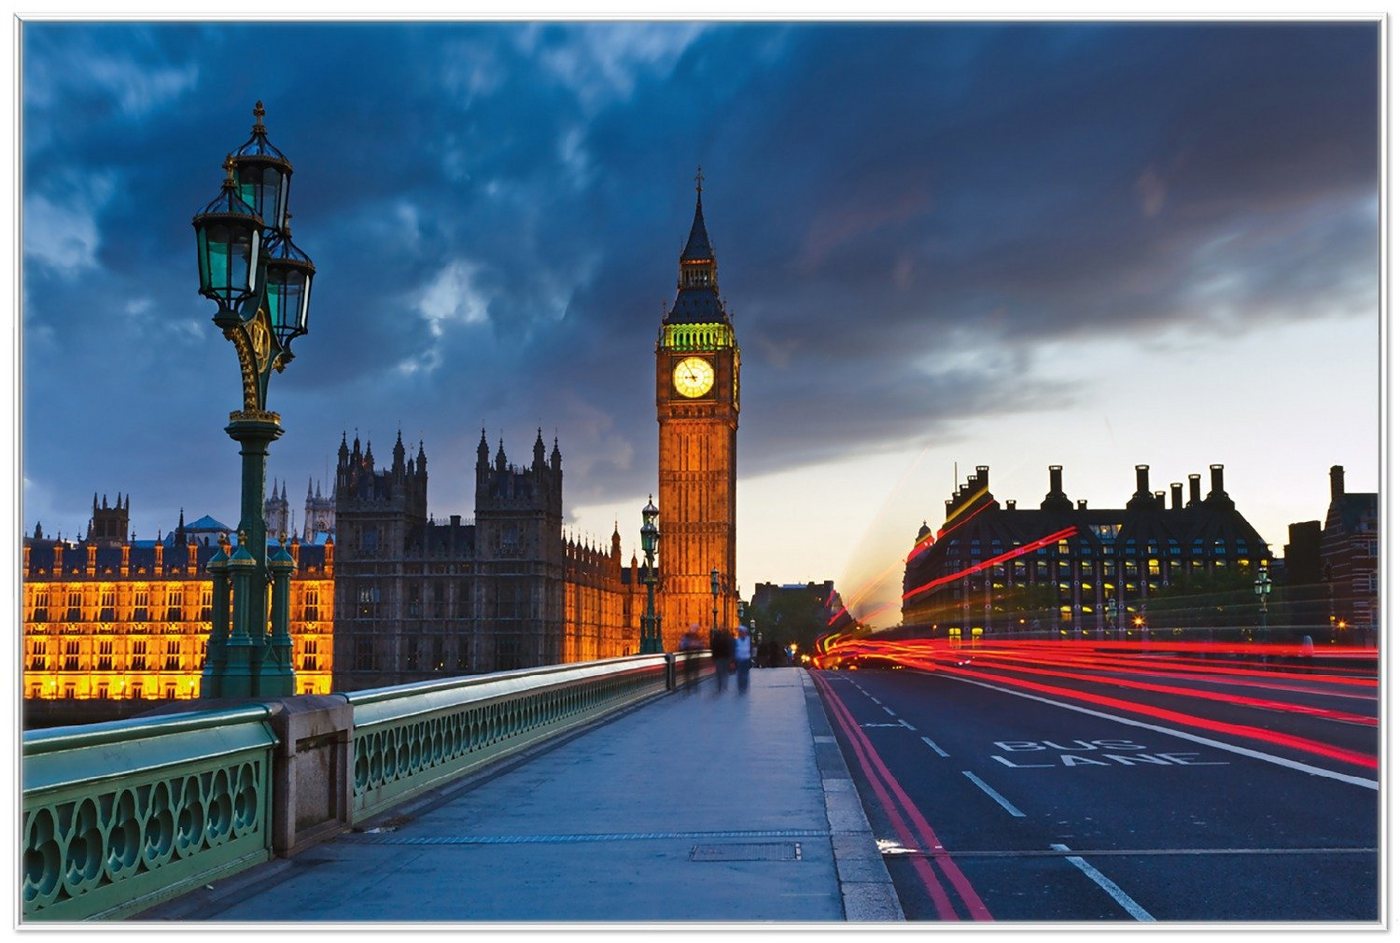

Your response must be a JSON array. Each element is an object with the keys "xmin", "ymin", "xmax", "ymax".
[
  {"xmin": 946, "ymin": 675, "xmax": 1379, "ymax": 791},
  {"xmin": 899, "ymin": 719, "xmax": 916, "ymax": 731},
  {"xmin": 962, "ymin": 770, "xmax": 1025, "ymax": 818},
  {"xmin": 882, "ymin": 706, "xmax": 896, "ymax": 716},
  {"xmin": 869, "ymin": 696, "xmax": 882, "ymax": 705},
  {"xmin": 921, "ymin": 736, "xmax": 950, "ymax": 758},
  {"xmin": 1051, "ymin": 843, "xmax": 1154, "ymax": 921}
]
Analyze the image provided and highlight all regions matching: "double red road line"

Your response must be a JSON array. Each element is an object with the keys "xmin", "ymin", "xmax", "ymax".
[{"xmin": 813, "ymin": 671, "xmax": 992, "ymax": 921}]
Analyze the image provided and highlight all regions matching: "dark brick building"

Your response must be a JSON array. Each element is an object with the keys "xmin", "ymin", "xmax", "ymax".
[{"xmin": 902, "ymin": 463, "xmax": 1273, "ymax": 639}]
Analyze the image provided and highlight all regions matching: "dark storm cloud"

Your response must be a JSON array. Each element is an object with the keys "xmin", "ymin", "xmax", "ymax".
[{"xmin": 20, "ymin": 20, "xmax": 1377, "ymax": 538}]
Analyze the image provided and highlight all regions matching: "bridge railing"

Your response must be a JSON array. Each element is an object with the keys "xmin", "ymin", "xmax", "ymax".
[
  {"xmin": 22, "ymin": 706, "xmax": 277, "ymax": 922},
  {"xmin": 22, "ymin": 653, "xmax": 684, "ymax": 922},
  {"xmin": 346, "ymin": 653, "xmax": 672, "ymax": 822}
]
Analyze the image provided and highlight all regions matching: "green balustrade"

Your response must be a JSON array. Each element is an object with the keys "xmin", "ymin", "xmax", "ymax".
[
  {"xmin": 347, "ymin": 654, "xmax": 670, "ymax": 822},
  {"xmin": 22, "ymin": 706, "xmax": 276, "ymax": 922}
]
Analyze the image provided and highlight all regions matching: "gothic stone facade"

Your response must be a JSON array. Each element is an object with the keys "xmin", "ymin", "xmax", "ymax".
[{"xmin": 331, "ymin": 430, "xmax": 643, "ymax": 691}]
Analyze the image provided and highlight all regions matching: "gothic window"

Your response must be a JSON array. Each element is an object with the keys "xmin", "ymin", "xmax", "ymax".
[
  {"xmin": 133, "ymin": 587, "xmax": 150, "ymax": 622},
  {"xmin": 97, "ymin": 640, "xmax": 113, "ymax": 671},
  {"xmin": 354, "ymin": 637, "xmax": 375, "ymax": 671},
  {"xmin": 303, "ymin": 586, "xmax": 320, "ymax": 622},
  {"xmin": 408, "ymin": 584, "xmax": 421, "ymax": 618},
  {"xmin": 200, "ymin": 587, "xmax": 213, "ymax": 622},
  {"xmin": 67, "ymin": 590, "xmax": 81, "ymax": 622},
  {"xmin": 165, "ymin": 640, "xmax": 181, "ymax": 671},
  {"xmin": 64, "ymin": 640, "xmax": 80, "ymax": 671},
  {"xmin": 357, "ymin": 585, "xmax": 380, "ymax": 618},
  {"xmin": 132, "ymin": 640, "xmax": 147, "ymax": 671},
  {"xmin": 301, "ymin": 639, "xmax": 318, "ymax": 672},
  {"xmin": 433, "ymin": 636, "xmax": 446, "ymax": 671},
  {"xmin": 31, "ymin": 588, "xmax": 49, "ymax": 622},
  {"xmin": 99, "ymin": 588, "xmax": 115, "ymax": 622},
  {"xmin": 456, "ymin": 641, "xmax": 470, "ymax": 671},
  {"xmin": 166, "ymin": 588, "xmax": 184, "ymax": 622},
  {"xmin": 405, "ymin": 638, "xmax": 420, "ymax": 671},
  {"xmin": 27, "ymin": 640, "xmax": 46, "ymax": 671}
]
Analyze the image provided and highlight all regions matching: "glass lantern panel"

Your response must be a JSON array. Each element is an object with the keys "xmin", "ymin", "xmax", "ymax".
[
  {"xmin": 266, "ymin": 267, "xmax": 310, "ymax": 343},
  {"xmin": 236, "ymin": 165, "xmax": 285, "ymax": 229}
]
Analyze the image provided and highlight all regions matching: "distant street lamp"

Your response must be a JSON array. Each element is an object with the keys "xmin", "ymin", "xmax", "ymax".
[
  {"xmin": 1254, "ymin": 565, "xmax": 1273, "ymax": 642},
  {"xmin": 710, "ymin": 567, "xmax": 720, "ymax": 640},
  {"xmin": 192, "ymin": 102, "xmax": 315, "ymax": 699},
  {"xmin": 640, "ymin": 497, "xmax": 662, "ymax": 654}
]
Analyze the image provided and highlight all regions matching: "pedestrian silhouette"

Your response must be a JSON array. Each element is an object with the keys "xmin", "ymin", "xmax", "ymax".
[{"xmin": 710, "ymin": 626, "xmax": 734, "ymax": 691}]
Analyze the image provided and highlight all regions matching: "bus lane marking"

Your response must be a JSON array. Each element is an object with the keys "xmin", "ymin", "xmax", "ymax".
[
  {"xmin": 989, "ymin": 738, "xmax": 1230, "ymax": 769},
  {"xmin": 947, "ymin": 676, "xmax": 1378, "ymax": 790}
]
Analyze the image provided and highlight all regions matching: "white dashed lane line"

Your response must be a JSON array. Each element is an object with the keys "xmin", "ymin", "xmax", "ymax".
[
  {"xmin": 961, "ymin": 770, "xmax": 1026, "ymax": 818},
  {"xmin": 921, "ymin": 737, "xmax": 950, "ymax": 758},
  {"xmin": 1051, "ymin": 843, "xmax": 1155, "ymax": 921}
]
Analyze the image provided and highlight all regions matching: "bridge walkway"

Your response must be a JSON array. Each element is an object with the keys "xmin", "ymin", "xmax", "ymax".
[{"xmin": 137, "ymin": 667, "xmax": 901, "ymax": 924}]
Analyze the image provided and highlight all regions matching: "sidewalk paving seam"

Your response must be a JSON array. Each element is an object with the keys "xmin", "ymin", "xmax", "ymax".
[{"xmin": 800, "ymin": 669, "xmax": 905, "ymax": 922}]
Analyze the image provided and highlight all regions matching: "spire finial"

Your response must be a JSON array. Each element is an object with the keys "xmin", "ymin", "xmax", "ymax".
[
  {"xmin": 253, "ymin": 100, "xmax": 266, "ymax": 131},
  {"xmin": 695, "ymin": 164, "xmax": 704, "ymax": 195}
]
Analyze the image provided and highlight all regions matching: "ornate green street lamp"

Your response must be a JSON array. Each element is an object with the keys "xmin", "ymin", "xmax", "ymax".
[
  {"xmin": 640, "ymin": 497, "xmax": 662, "ymax": 654},
  {"xmin": 192, "ymin": 102, "xmax": 315, "ymax": 699}
]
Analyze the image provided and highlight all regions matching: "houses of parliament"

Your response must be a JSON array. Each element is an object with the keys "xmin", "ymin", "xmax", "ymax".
[{"xmin": 21, "ymin": 177, "xmax": 741, "ymax": 706}]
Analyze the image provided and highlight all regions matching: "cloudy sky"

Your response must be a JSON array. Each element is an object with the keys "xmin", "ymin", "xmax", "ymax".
[{"xmin": 19, "ymin": 19, "xmax": 1381, "ymax": 624}]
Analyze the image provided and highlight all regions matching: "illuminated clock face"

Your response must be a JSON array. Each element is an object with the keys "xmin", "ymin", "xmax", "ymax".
[{"xmin": 673, "ymin": 356, "xmax": 715, "ymax": 398}]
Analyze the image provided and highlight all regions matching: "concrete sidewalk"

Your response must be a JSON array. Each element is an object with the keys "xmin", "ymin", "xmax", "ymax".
[{"xmin": 139, "ymin": 667, "xmax": 901, "ymax": 924}]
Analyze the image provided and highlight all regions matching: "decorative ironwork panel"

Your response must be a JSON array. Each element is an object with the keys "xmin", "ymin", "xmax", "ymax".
[
  {"xmin": 349, "ymin": 656, "xmax": 668, "ymax": 822},
  {"xmin": 22, "ymin": 708, "xmax": 275, "ymax": 921}
]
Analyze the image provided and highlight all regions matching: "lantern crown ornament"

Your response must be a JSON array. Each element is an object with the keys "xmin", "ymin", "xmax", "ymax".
[{"xmin": 231, "ymin": 100, "xmax": 294, "ymax": 232}]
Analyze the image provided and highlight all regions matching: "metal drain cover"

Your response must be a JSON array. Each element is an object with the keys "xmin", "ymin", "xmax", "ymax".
[{"xmin": 690, "ymin": 842, "xmax": 802, "ymax": 862}]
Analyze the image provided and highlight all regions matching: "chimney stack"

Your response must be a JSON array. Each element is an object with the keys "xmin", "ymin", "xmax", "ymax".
[
  {"xmin": 1050, "ymin": 465, "xmax": 1064, "ymax": 494},
  {"xmin": 1188, "ymin": 474, "xmax": 1201, "ymax": 506},
  {"xmin": 1330, "ymin": 465, "xmax": 1346, "ymax": 501},
  {"xmin": 1171, "ymin": 482, "xmax": 1183, "ymax": 510},
  {"xmin": 1077, "ymin": 499, "xmax": 1087, "ymax": 510}
]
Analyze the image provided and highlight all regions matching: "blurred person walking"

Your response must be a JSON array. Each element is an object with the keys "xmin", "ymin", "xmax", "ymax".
[
  {"xmin": 680, "ymin": 625, "xmax": 702, "ymax": 692},
  {"xmin": 711, "ymin": 626, "xmax": 734, "ymax": 692},
  {"xmin": 734, "ymin": 624, "xmax": 753, "ymax": 692}
]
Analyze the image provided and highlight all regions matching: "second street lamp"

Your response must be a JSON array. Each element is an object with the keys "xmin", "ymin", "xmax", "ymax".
[
  {"xmin": 710, "ymin": 568, "xmax": 720, "ymax": 641},
  {"xmin": 192, "ymin": 101, "xmax": 316, "ymax": 700},
  {"xmin": 640, "ymin": 497, "xmax": 662, "ymax": 654}
]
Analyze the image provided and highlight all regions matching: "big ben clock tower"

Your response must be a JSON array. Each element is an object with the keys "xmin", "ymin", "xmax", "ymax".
[{"xmin": 657, "ymin": 170, "xmax": 739, "ymax": 650}]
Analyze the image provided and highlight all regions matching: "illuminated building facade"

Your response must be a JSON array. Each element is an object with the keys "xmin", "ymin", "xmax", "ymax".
[
  {"xmin": 332, "ymin": 431, "xmax": 644, "ymax": 690},
  {"xmin": 655, "ymin": 175, "xmax": 740, "ymax": 648},
  {"xmin": 902, "ymin": 463, "xmax": 1273, "ymax": 638},
  {"xmin": 22, "ymin": 494, "xmax": 334, "ymax": 704}
]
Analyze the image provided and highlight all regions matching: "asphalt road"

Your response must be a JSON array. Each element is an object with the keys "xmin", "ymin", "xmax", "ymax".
[{"xmin": 813, "ymin": 656, "xmax": 1378, "ymax": 924}]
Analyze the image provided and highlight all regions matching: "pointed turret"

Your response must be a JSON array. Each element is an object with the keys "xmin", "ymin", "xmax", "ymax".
[
  {"xmin": 338, "ymin": 432, "xmax": 350, "ymax": 466},
  {"xmin": 665, "ymin": 167, "xmax": 727, "ymax": 324},
  {"xmin": 533, "ymin": 428, "xmax": 546, "ymax": 470},
  {"xmin": 496, "ymin": 438, "xmax": 507, "ymax": 472},
  {"xmin": 551, "ymin": 436, "xmax": 562, "ymax": 473},
  {"xmin": 417, "ymin": 441, "xmax": 428, "ymax": 480},
  {"xmin": 393, "ymin": 429, "xmax": 407, "ymax": 474}
]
